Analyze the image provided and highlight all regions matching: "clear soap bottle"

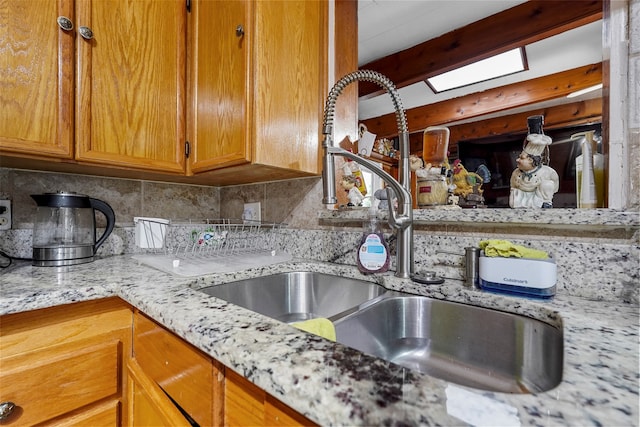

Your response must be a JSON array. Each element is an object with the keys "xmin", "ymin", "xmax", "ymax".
[
  {"xmin": 357, "ymin": 208, "xmax": 390, "ymax": 274},
  {"xmin": 572, "ymin": 130, "xmax": 605, "ymax": 208}
]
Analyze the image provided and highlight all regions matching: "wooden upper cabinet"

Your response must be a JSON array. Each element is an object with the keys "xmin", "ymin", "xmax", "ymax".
[
  {"xmin": 252, "ymin": 0, "xmax": 324, "ymax": 174},
  {"xmin": 2, "ymin": 0, "xmax": 330, "ymax": 184},
  {"xmin": 74, "ymin": 0, "xmax": 187, "ymax": 173},
  {"xmin": 188, "ymin": 0, "xmax": 326, "ymax": 179},
  {"xmin": 187, "ymin": 0, "xmax": 251, "ymax": 173},
  {"xmin": 0, "ymin": 0, "xmax": 74, "ymax": 158}
]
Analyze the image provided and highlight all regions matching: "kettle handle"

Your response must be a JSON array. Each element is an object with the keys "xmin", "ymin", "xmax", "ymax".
[{"xmin": 89, "ymin": 198, "xmax": 116, "ymax": 253}]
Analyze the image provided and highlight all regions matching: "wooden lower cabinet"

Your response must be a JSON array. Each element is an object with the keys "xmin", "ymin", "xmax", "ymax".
[
  {"xmin": 226, "ymin": 369, "xmax": 317, "ymax": 427},
  {"xmin": 0, "ymin": 298, "xmax": 132, "ymax": 426},
  {"xmin": 132, "ymin": 311, "xmax": 316, "ymax": 427},
  {"xmin": 131, "ymin": 312, "xmax": 223, "ymax": 426},
  {"xmin": 0, "ymin": 301, "xmax": 315, "ymax": 426},
  {"xmin": 127, "ymin": 358, "xmax": 194, "ymax": 427}
]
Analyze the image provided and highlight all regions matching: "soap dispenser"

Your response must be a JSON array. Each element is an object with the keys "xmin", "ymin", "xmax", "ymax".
[{"xmin": 357, "ymin": 207, "xmax": 390, "ymax": 274}]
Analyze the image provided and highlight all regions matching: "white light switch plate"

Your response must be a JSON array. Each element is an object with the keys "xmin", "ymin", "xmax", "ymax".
[
  {"xmin": 0, "ymin": 200, "xmax": 11, "ymax": 230},
  {"xmin": 243, "ymin": 202, "xmax": 261, "ymax": 222}
]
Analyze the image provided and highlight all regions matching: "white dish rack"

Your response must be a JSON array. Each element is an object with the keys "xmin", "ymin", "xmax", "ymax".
[{"xmin": 131, "ymin": 218, "xmax": 292, "ymax": 277}]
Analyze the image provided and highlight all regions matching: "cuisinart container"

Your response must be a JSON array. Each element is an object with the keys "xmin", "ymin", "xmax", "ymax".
[{"xmin": 478, "ymin": 253, "xmax": 557, "ymax": 299}]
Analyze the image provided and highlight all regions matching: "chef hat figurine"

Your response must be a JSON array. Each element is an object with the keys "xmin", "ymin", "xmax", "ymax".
[{"xmin": 509, "ymin": 115, "xmax": 560, "ymax": 209}]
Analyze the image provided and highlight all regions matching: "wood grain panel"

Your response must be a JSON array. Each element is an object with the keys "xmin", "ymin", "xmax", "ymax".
[
  {"xmin": 0, "ymin": 298, "xmax": 132, "ymax": 426},
  {"xmin": 75, "ymin": 0, "xmax": 186, "ymax": 172},
  {"xmin": 333, "ymin": 0, "xmax": 359, "ymax": 144},
  {"xmin": 252, "ymin": 0, "xmax": 324, "ymax": 174},
  {"xmin": 225, "ymin": 369, "xmax": 265, "ymax": 427},
  {"xmin": 0, "ymin": 339, "xmax": 121, "ymax": 426},
  {"xmin": 42, "ymin": 399, "xmax": 120, "ymax": 427},
  {"xmin": 448, "ymin": 98, "xmax": 603, "ymax": 143},
  {"xmin": 0, "ymin": 297, "xmax": 132, "ymax": 358},
  {"xmin": 0, "ymin": 0, "xmax": 74, "ymax": 158},
  {"xmin": 0, "ymin": 153, "xmax": 318, "ymax": 186},
  {"xmin": 127, "ymin": 359, "xmax": 192, "ymax": 427},
  {"xmin": 225, "ymin": 368, "xmax": 316, "ymax": 427},
  {"xmin": 187, "ymin": 0, "xmax": 251, "ymax": 173},
  {"xmin": 133, "ymin": 312, "xmax": 216, "ymax": 427},
  {"xmin": 265, "ymin": 395, "xmax": 318, "ymax": 427}
]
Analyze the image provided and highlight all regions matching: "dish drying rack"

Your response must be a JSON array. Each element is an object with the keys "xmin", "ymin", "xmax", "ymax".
[{"xmin": 131, "ymin": 218, "xmax": 292, "ymax": 277}]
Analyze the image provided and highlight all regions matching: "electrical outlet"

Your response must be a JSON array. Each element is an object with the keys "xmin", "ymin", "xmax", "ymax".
[
  {"xmin": 0, "ymin": 200, "xmax": 11, "ymax": 231},
  {"xmin": 242, "ymin": 202, "xmax": 261, "ymax": 222}
]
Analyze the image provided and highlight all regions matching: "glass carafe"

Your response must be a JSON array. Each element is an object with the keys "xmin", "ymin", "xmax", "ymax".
[
  {"xmin": 32, "ymin": 205, "xmax": 94, "ymax": 248},
  {"xmin": 30, "ymin": 192, "xmax": 115, "ymax": 266}
]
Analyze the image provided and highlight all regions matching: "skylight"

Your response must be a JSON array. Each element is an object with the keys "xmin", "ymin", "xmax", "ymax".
[
  {"xmin": 566, "ymin": 83, "xmax": 603, "ymax": 98},
  {"xmin": 426, "ymin": 48, "xmax": 527, "ymax": 93}
]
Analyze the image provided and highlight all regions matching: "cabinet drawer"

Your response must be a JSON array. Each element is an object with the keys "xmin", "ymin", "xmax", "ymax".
[
  {"xmin": 0, "ymin": 298, "xmax": 132, "ymax": 359},
  {"xmin": 0, "ymin": 339, "xmax": 121, "ymax": 426},
  {"xmin": 40, "ymin": 399, "xmax": 120, "ymax": 427}
]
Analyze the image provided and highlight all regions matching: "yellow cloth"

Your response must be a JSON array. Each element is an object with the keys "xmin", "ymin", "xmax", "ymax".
[
  {"xmin": 292, "ymin": 318, "xmax": 336, "ymax": 341},
  {"xmin": 479, "ymin": 240, "xmax": 549, "ymax": 259}
]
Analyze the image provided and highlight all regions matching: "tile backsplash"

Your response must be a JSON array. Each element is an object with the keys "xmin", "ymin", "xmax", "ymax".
[
  {"xmin": 1, "ymin": 168, "xmax": 222, "ymax": 227},
  {"xmin": 1, "ymin": 167, "xmax": 637, "ymax": 304},
  {"xmin": 0, "ymin": 168, "xmax": 322, "ymax": 229}
]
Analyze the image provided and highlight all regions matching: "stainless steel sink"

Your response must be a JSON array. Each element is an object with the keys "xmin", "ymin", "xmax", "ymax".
[
  {"xmin": 198, "ymin": 272, "xmax": 563, "ymax": 394},
  {"xmin": 333, "ymin": 295, "xmax": 563, "ymax": 393},
  {"xmin": 198, "ymin": 271, "xmax": 385, "ymax": 323}
]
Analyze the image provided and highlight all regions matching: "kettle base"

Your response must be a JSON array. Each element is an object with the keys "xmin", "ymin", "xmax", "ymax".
[{"xmin": 32, "ymin": 245, "xmax": 95, "ymax": 267}]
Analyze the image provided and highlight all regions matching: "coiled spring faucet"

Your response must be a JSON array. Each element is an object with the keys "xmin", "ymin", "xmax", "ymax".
[{"xmin": 321, "ymin": 70, "xmax": 414, "ymax": 279}]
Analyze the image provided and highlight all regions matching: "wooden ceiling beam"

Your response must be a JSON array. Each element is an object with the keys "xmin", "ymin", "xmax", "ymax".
[
  {"xmin": 447, "ymin": 97, "xmax": 602, "ymax": 144},
  {"xmin": 405, "ymin": 98, "xmax": 601, "ymax": 156},
  {"xmin": 358, "ymin": 0, "xmax": 603, "ymax": 98},
  {"xmin": 360, "ymin": 62, "xmax": 602, "ymax": 139}
]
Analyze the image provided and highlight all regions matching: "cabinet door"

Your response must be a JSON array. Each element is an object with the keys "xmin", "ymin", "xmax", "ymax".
[
  {"xmin": 0, "ymin": 0, "xmax": 74, "ymax": 159},
  {"xmin": 75, "ymin": 0, "xmax": 186, "ymax": 173},
  {"xmin": 187, "ymin": 0, "xmax": 251, "ymax": 174},
  {"xmin": 225, "ymin": 368, "xmax": 265, "ymax": 426},
  {"xmin": 252, "ymin": 0, "xmax": 325, "ymax": 174},
  {"xmin": 127, "ymin": 359, "xmax": 193, "ymax": 427},
  {"xmin": 133, "ymin": 312, "xmax": 223, "ymax": 426},
  {"xmin": 0, "ymin": 298, "xmax": 132, "ymax": 426},
  {"xmin": 225, "ymin": 369, "xmax": 317, "ymax": 427}
]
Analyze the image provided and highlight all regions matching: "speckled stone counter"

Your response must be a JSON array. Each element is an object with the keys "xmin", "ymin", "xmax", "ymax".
[{"xmin": 1, "ymin": 256, "xmax": 638, "ymax": 426}]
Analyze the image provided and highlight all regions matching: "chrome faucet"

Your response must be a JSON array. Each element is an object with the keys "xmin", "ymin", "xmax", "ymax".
[{"xmin": 321, "ymin": 70, "xmax": 414, "ymax": 279}]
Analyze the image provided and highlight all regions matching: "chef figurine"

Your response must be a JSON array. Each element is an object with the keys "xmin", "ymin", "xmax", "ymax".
[
  {"xmin": 341, "ymin": 175, "xmax": 364, "ymax": 207},
  {"xmin": 509, "ymin": 121, "xmax": 559, "ymax": 208}
]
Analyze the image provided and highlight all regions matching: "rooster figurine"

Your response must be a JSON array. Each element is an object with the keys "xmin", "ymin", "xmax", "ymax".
[{"xmin": 452, "ymin": 160, "xmax": 491, "ymax": 207}]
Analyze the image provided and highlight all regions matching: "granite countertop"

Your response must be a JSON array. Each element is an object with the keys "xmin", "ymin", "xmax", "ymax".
[{"xmin": 1, "ymin": 256, "xmax": 638, "ymax": 426}]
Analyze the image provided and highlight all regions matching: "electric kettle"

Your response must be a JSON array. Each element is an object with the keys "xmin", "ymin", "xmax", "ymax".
[{"xmin": 30, "ymin": 192, "xmax": 116, "ymax": 266}]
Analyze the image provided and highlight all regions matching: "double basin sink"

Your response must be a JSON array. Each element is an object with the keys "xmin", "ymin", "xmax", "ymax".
[{"xmin": 198, "ymin": 271, "xmax": 563, "ymax": 394}]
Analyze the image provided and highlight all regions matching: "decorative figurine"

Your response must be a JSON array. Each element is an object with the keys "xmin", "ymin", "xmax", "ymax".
[
  {"xmin": 410, "ymin": 154, "xmax": 451, "ymax": 207},
  {"xmin": 409, "ymin": 154, "xmax": 426, "ymax": 173},
  {"xmin": 374, "ymin": 187, "xmax": 395, "ymax": 211},
  {"xmin": 341, "ymin": 157, "xmax": 367, "ymax": 196},
  {"xmin": 373, "ymin": 138, "xmax": 397, "ymax": 158},
  {"xmin": 509, "ymin": 115, "xmax": 559, "ymax": 208},
  {"xmin": 452, "ymin": 160, "xmax": 491, "ymax": 208},
  {"xmin": 340, "ymin": 175, "xmax": 365, "ymax": 207}
]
